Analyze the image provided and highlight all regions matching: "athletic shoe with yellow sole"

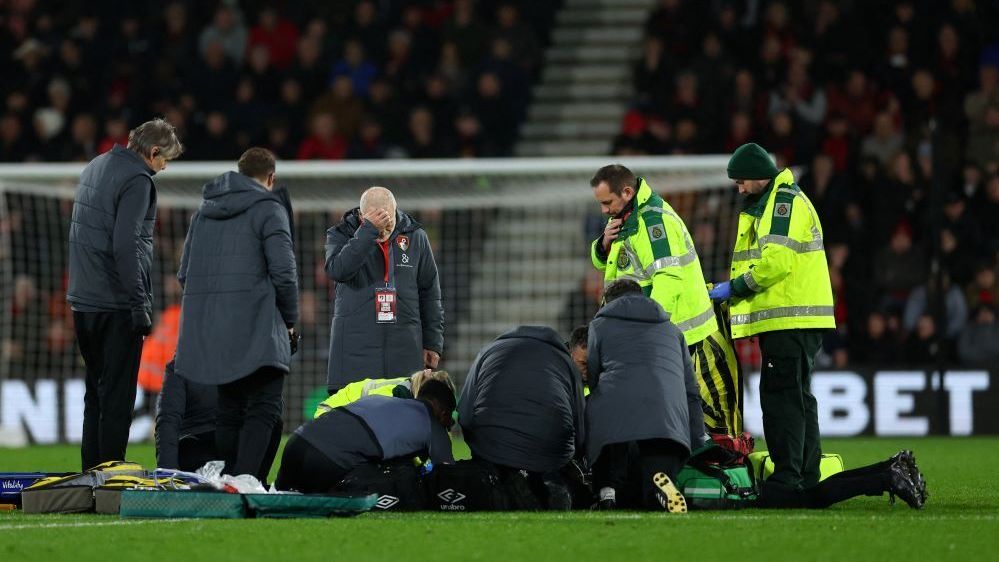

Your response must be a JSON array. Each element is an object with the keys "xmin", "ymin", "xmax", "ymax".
[{"xmin": 652, "ymin": 472, "xmax": 687, "ymax": 513}]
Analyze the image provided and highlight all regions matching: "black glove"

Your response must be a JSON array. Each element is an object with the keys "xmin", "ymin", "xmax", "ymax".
[
  {"xmin": 289, "ymin": 328, "xmax": 301, "ymax": 355},
  {"xmin": 131, "ymin": 309, "xmax": 152, "ymax": 336}
]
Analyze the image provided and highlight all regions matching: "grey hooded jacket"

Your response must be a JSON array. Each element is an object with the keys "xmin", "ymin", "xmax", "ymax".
[
  {"xmin": 585, "ymin": 294, "xmax": 705, "ymax": 463},
  {"xmin": 458, "ymin": 326, "xmax": 586, "ymax": 473},
  {"xmin": 67, "ymin": 145, "xmax": 156, "ymax": 316},
  {"xmin": 175, "ymin": 171, "xmax": 299, "ymax": 385},
  {"xmin": 324, "ymin": 208, "xmax": 443, "ymax": 390}
]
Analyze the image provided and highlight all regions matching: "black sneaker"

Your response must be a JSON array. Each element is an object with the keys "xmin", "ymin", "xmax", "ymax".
[
  {"xmin": 652, "ymin": 472, "xmax": 687, "ymax": 513},
  {"xmin": 890, "ymin": 450, "xmax": 928, "ymax": 504},
  {"xmin": 888, "ymin": 463, "xmax": 924, "ymax": 509}
]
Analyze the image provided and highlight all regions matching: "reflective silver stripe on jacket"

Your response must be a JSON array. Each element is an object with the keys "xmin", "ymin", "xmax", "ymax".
[
  {"xmin": 674, "ymin": 305, "xmax": 716, "ymax": 333},
  {"xmin": 758, "ymin": 234, "xmax": 825, "ymax": 253},
  {"xmin": 730, "ymin": 305, "xmax": 835, "ymax": 326},
  {"xmin": 644, "ymin": 249, "xmax": 697, "ymax": 275},
  {"xmin": 742, "ymin": 271, "xmax": 761, "ymax": 292},
  {"xmin": 732, "ymin": 188, "xmax": 824, "ymax": 262},
  {"xmin": 620, "ymin": 238, "xmax": 649, "ymax": 281},
  {"xmin": 361, "ymin": 378, "xmax": 409, "ymax": 396},
  {"xmin": 732, "ymin": 248, "xmax": 761, "ymax": 262}
]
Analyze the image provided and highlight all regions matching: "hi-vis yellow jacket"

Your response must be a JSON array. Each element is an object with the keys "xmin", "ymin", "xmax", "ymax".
[
  {"xmin": 727, "ymin": 168, "xmax": 835, "ymax": 338},
  {"xmin": 314, "ymin": 377, "xmax": 410, "ymax": 418},
  {"xmin": 591, "ymin": 178, "xmax": 716, "ymax": 345}
]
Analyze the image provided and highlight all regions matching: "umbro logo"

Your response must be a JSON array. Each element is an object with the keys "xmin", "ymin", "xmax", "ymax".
[
  {"xmin": 374, "ymin": 495, "xmax": 400, "ymax": 509},
  {"xmin": 437, "ymin": 488, "xmax": 466, "ymax": 504}
]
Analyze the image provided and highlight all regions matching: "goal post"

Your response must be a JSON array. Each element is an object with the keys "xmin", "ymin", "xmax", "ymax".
[{"xmin": 0, "ymin": 156, "xmax": 737, "ymax": 444}]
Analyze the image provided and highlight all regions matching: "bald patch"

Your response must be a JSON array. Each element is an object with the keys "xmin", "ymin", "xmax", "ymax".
[{"xmin": 360, "ymin": 186, "xmax": 397, "ymax": 213}]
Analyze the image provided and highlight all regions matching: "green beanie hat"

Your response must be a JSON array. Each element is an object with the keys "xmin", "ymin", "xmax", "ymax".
[{"xmin": 727, "ymin": 143, "xmax": 779, "ymax": 180}]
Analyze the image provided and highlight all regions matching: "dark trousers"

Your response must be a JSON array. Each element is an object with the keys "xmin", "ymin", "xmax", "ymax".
[
  {"xmin": 74, "ymin": 311, "xmax": 144, "ymax": 471},
  {"xmin": 593, "ymin": 439, "xmax": 688, "ymax": 509},
  {"xmin": 759, "ymin": 459, "xmax": 890, "ymax": 508},
  {"xmin": 177, "ymin": 432, "xmax": 217, "ymax": 474},
  {"xmin": 490, "ymin": 464, "xmax": 573, "ymax": 511},
  {"xmin": 179, "ymin": 425, "xmax": 283, "ymax": 483},
  {"xmin": 275, "ymin": 434, "xmax": 350, "ymax": 493},
  {"xmin": 758, "ymin": 329, "xmax": 824, "ymax": 490},
  {"xmin": 216, "ymin": 367, "xmax": 285, "ymax": 478}
]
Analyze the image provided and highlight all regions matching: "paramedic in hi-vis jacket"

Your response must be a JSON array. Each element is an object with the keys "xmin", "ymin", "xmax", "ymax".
[
  {"xmin": 707, "ymin": 143, "xmax": 925, "ymax": 510},
  {"xmin": 590, "ymin": 165, "xmax": 742, "ymax": 435},
  {"xmin": 708, "ymin": 143, "xmax": 834, "ymax": 502}
]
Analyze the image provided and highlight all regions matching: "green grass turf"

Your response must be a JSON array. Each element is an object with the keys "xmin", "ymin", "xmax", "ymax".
[{"xmin": 1, "ymin": 437, "xmax": 997, "ymax": 562}]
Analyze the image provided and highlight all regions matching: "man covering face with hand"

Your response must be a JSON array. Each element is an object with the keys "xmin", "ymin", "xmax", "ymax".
[{"xmin": 324, "ymin": 187, "xmax": 444, "ymax": 394}]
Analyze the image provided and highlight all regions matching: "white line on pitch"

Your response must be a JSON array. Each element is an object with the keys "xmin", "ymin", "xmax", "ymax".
[{"xmin": 0, "ymin": 518, "xmax": 194, "ymax": 531}]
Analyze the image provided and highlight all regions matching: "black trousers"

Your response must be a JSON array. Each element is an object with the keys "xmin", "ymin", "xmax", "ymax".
[
  {"xmin": 593, "ymin": 439, "xmax": 688, "ymax": 509},
  {"xmin": 758, "ymin": 459, "xmax": 891, "ymax": 509},
  {"xmin": 177, "ymin": 432, "xmax": 216, "ymax": 474},
  {"xmin": 274, "ymin": 434, "xmax": 351, "ymax": 493},
  {"xmin": 216, "ymin": 367, "xmax": 285, "ymax": 478},
  {"xmin": 490, "ymin": 463, "xmax": 573, "ymax": 511},
  {"xmin": 179, "ymin": 425, "xmax": 283, "ymax": 483},
  {"xmin": 74, "ymin": 311, "xmax": 144, "ymax": 471},
  {"xmin": 758, "ymin": 329, "xmax": 824, "ymax": 490}
]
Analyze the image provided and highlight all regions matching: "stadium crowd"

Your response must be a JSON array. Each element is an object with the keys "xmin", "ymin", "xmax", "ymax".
[
  {"xmin": 606, "ymin": 0, "xmax": 999, "ymax": 368},
  {"xmin": 2, "ymin": 0, "xmax": 999, "ymax": 375},
  {"xmin": 0, "ymin": 0, "xmax": 553, "ymax": 162}
]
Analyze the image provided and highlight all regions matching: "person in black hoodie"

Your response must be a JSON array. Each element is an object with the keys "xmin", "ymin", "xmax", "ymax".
[
  {"xmin": 157, "ymin": 167, "xmax": 295, "ymax": 481},
  {"xmin": 585, "ymin": 280, "xmax": 705, "ymax": 512},
  {"xmin": 458, "ymin": 325, "xmax": 586, "ymax": 509},
  {"xmin": 174, "ymin": 147, "xmax": 298, "ymax": 478}
]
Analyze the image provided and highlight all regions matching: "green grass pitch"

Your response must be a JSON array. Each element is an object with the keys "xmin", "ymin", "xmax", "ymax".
[{"xmin": 1, "ymin": 437, "xmax": 997, "ymax": 561}]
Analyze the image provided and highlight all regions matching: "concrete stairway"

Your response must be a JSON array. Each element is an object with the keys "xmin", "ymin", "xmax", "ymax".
[{"xmin": 515, "ymin": 0, "xmax": 657, "ymax": 157}]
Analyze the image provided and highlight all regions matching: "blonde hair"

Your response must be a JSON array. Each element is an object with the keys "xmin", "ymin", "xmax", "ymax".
[{"xmin": 410, "ymin": 369, "xmax": 454, "ymax": 397}]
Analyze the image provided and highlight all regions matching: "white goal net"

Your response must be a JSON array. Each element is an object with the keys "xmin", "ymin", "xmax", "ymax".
[{"xmin": 0, "ymin": 156, "xmax": 737, "ymax": 444}]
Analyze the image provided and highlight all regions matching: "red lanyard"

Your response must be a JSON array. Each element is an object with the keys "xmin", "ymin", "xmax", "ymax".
[{"xmin": 378, "ymin": 239, "xmax": 391, "ymax": 284}]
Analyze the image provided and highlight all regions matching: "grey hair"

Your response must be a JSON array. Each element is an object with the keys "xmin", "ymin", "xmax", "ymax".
[
  {"xmin": 360, "ymin": 186, "xmax": 397, "ymax": 213},
  {"xmin": 127, "ymin": 118, "xmax": 184, "ymax": 160}
]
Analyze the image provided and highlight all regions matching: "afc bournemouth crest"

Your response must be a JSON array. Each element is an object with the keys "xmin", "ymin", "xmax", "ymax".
[
  {"xmin": 396, "ymin": 235, "xmax": 410, "ymax": 251},
  {"xmin": 617, "ymin": 252, "xmax": 630, "ymax": 269},
  {"xmin": 775, "ymin": 202, "xmax": 791, "ymax": 217}
]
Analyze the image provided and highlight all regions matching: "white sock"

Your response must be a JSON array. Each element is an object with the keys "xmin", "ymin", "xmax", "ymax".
[{"xmin": 599, "ymin": 487, "xmax": 616, "ymax": 502}]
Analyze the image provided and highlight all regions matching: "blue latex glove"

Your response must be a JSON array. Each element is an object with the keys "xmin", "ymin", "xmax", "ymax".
[{"xmin": 708, "ymin": 281, "xmax": 732, "ymax": 302}]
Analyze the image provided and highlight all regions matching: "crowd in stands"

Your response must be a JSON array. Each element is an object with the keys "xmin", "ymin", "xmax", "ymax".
[
  {"xmin": 1, "ymin": 0, "xmax": 554, "ymax": 162},
  {"xmin": 3, "ymin": 0, "xmax": 999, "ymax": 372},
  {"xmin": 613, "ymin": 0, "xmax": 999, "ymax": 368}
]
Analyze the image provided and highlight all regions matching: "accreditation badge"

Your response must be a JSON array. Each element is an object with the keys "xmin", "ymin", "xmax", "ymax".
[{"xmin": 375, "ymin": 285, "xmax": 397, "ymax": 323}]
